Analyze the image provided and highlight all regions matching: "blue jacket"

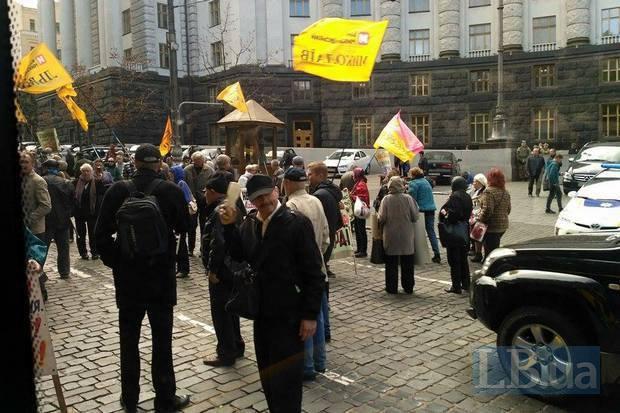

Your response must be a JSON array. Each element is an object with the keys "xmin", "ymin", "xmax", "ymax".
[
  {"xmin": 546, "ymin": 160, "xmax": 561, "ymax": 185},
  {"xmin": 408, "ymin": 177, "xmax": 436, "ymax": 212}
]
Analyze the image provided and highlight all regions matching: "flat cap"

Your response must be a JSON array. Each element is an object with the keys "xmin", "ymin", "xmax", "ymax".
[
  {"xmin": 246, "ymin": 174, "xmax": 274, "ymax": 201},
  {"xmin": 135, "ymin": 144, "xmax": 161, "ymax": 163},
  {"xmin": 205, "ymin": 173, "xmax": 229, "ymax": 194},
  {"xmin": 284, "ymin": 167, "xmax": 307, "ymax": 182}
]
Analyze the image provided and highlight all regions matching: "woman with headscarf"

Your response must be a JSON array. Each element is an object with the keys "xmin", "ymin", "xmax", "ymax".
[
  {"xmin": 468, "ymin": 173, "xmax": 487, "ymax": 262},
  {"xmin": 439, "ymin": 177, "xmax": 473, "ymax": 294},
  {"xmin": 350, "ymin": 167, "xmax": 370, "ymax": 258},
  {"xmin": 377, "ymin": 176, "xmax": 419, "ymax": 294}
]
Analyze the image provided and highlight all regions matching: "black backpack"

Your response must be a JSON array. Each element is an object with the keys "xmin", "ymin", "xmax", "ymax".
[{"xmin": 116, "ymin": 179, "xmax": 169, "ymax": 259}]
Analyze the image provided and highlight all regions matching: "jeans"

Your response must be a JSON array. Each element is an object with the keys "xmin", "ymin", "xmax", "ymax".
[
  {"xmin": 304, "ymin": 292, "xmax": 327, "ymax": 375},
  {"xmin": 43, "ymin": 226, "xmax": 71, "ymax": 276},
  {"xmin": 546, "ymin": 184, "xmax": 563, "ymax": 210},
  {"xmin": 446, "ymin": 246, "xmax": 470, "ymax": 291},
  {"xmin": 353, "ymin": 217, "xmax": 367, "ymax": 254},
  {"xmin": 323, "ymin": 283, "xmax": 331, "ymax": 339},
  {"xmin": 424, "ymin": 211, "xmax": 440, "ymax": 256},
  {"xmin": 384, "ymin": 254, "xmax": 415, "ymax": 293},
  {"xmin": 528, "ymin": 174, "xmax": 543, "ymax": 196}
]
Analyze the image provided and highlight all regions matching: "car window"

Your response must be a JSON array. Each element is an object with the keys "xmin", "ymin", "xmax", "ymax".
[
  {"xmin": 575, "ymin": 146, "xmax": 620, "ymax": 163},
  {"xmin": 359, "ymin": 151, "xmax": 367, "ymax": 158},
  {"xmin": 328, "ymin": 151, "xmax": 354, "ymax": 160},
  {"xmin": 426, "ymin": 152, "xmax": 452, "ymax": 161}
]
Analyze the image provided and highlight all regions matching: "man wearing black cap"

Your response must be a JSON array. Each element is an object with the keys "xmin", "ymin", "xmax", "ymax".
[
  {"xmin": 95, "ymin": 144, "xmax": 190, "ymax": 413},
  {"xmin": 201, "ymin": 173, "xmax": 245, "ymax": 367},
  {"xmin": 41, "ymin": 159, "xmax": 74, "ymax": 279},
  {"xmin": 219, "ymin": 174, "xmax": 324, "ymax": 412}
]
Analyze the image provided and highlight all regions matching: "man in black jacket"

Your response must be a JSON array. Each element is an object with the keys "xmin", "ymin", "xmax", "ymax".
[
  {"xmin": 41, "ymin": 159, "xmax": 74, "ymax": 279},
  {"xmin": 526, "ymin": 147, "xmax": 546, "ymax": 197},
  {"xmin": 219, "ymin": 175, "xmax": 324, "ymax": 413},
  {"xmin": 95, "ymin": 144, "xmax": 190, "ymax": 413},
  {"xmin": 201, "ymin": 173, "xmax": 245, "ymax": 367}
]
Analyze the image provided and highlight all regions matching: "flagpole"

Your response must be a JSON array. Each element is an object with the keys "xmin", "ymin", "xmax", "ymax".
[
  {"xmin": 330, "ymin": 147, "xmax": 346, "ymax": 182},
  {"xmin": 79, "ymin": 92, "xmax": 130, "ymax": 156}
]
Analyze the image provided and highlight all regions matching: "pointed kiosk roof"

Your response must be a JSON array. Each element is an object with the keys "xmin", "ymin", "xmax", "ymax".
[{"xmin": 217, "ymin": 99, "xmax": 285, "ymax": 128}]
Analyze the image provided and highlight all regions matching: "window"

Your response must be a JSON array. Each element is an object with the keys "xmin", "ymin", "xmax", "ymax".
[
  {"xmin": 207, "ymin": 85, "xmax": 217, "ymax": 103},
  {"xmin": 122, "ymin": 9, "xmax": 131, "ymax": 35},
  {"xmin": 470, "ymin": 0, "xmax": 490, "ymax": 6},
  {"xmin": 603, "ymin": 58, "xmax": 620, "ymax": 83},
  {"xmin": 352, "ymin": 116, "xmax": 372, "ymax": 147},
  {"xmin": 534, "ymin": 64, "xmax": 555, "ymax": 88},
  {"xmin": 470, "ymin": 70, "xmax": 490, "ymax": 92},
  {"xmin": 351, "ymin": 0, "xmax": 371, "ymax": 16},
  {"xmin": 159, "ymin": 43, "xmax": 169, "ymax": 68},
  {"xmin": 211, "ymin": 41, "xmax": 224, "ymax": 67},
  {"xmin": 602, "ymin": 8, "xmax": 620, "ymax": 36},
  {"xmin": 470, "ymin": 24, "xmax": 491, "ymax": 51},
  {"xmin": 602, "ymin": 104, "xmax": 620, "ymax": 137},
  {"xmin": 410, "ymin": 74, "xmax": 430, "ymax": 96},
  {"xmin": 157, "ymin": 3, "xmax": 168, "ymax": 29},
  {"xmin": 470, "ymin": 113, "xmax": 489, "ymax": 143},
  {"xmin": 55, "ymin": 22, "xmax": 59, "ymax": 33},
  {"xmin": 533, "ymin": 16, "xmax": 556, "ymax": 44},
  {"xmin": 29, "ymin": 19, "xmax": 35, "ymax": 32},
  {"xmin": 209, "ymin": 0, "xmax": 221, "ymax": 27},
  {"xmin": 409, "ymin": 29, "xmax": 430, "ymax": 57},
  {"xmin": 290, "ymin": 33, "xmax": 298, "ymax": 61},
  {"xmin": 124, "ymin": 48, "xmax": 132, "ymax": 60},
  {"xmin": 409, "ymin": 0, "xmax": 429, "ymax": 13},
  {"xmin": 352, "ymin": 82, "xmax": 370, "ymax": 99},
  {"xmin": 411, "ymin": 114, "xmax": 430, "ymax": 145},
  {"xmin": 290, "ymin": 0, "xmax": 309, "ymax": 17},
  {"xmin": 293, "ymin": 80, "xmax": 312, "ymax": 101},
  {"xmin": 534, "ymin": 109, "xmax": 555, "ymax": 141}
]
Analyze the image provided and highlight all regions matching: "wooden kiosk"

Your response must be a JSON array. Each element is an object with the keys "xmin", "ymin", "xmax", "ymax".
[{"xmin": 217, "ymin": 99, "xmax": 285, "ymax": 176}]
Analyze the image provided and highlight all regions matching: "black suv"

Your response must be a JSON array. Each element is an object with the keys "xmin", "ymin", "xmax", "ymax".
[
  {"xmin": 468, "ymin": 234, "xmax": 620, "ymax": 392},
  {"xmin": 563, "ymin": 141, "xmax": 620, "ymax": 194}
]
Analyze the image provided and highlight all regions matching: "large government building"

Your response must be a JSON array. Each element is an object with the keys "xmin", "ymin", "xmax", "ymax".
[{"xmin": 22, "ymin": 0, "xmax": 620, "ymax": 149}]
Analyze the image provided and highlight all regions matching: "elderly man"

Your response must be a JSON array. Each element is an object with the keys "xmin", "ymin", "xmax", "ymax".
[
  {"xmin": 292, "ymin": 155, "xmax": 305, "ymax": 169},
  {"xmin": 238, "ymin": 164, "xmax": 258, "ymax": 189},
  {"xmin": 526, "ymin": 147, "xmax": 546, "ymax": 197},
  {"xmin": 516, "ymin": 140, "xmax": 531, "ymax": 181},
  {"xmin": 184, "ymin": 151, "xmax": 214, "ymax": 256}
]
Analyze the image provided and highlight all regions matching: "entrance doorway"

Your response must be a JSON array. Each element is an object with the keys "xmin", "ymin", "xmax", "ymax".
[{"xmin": 293, "ymin": 120, "xmax": 313, "ymax": 147}]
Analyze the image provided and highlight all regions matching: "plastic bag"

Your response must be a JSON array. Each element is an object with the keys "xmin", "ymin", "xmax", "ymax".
[{"xmin": 354, "ymin": 197, "xmax": 370, "ymax": 219}]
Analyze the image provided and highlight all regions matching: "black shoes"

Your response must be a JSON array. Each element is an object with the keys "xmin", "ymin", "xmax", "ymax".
[
  {"xmin": 545, "ymin": 209, "xmax": 556, "ymax": 214},
  {"xmin": 470, "ymin": 253, "xmax": 483, "ymax": 263},
  {"xmin": 354, "ymin": 252, "xmax": 367, "ymax": 258},
  {"xmin": 176, "ymin": 272, "xmax": 189, "ymax": 279},
  {"xmin": 59, "ymin": 273, "xmax": 70, "ymax": 279},
  {"xmin": 445, "ymin": 287, "xmax": 462, "ymax": 294},
  {"xmin": 80, "ymin": 255, "xmax": 89, "ymax": 260},
  {"xmin": 326, "ymin": 268, "xmax": 336, "ymax": 278},
  {"xmin": 91, "ymin": 254, "xmax": 100, "ymax": 260},
  {"xmin": 431, "ymin": 254, "xmax": 441, "ymax": 264},
  {"xmin": 155, "ymin": 395, "xmax": 191, "ymax": 413},
  {"xmin": 203, "ymin": 357, "xmax": 235, "ymax": 367}
]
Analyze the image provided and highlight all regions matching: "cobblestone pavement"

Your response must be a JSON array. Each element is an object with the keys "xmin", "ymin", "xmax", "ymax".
[{"xmin": 37, "ymin": 180, "xmax": 616, "ymax": 412}]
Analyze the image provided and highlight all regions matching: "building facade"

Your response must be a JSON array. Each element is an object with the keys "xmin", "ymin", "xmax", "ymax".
[
  {"xmin": 12, "ymin": 2, "xmax": 60, "ymax": 59},
  {"xmin": 31, "ymin": 0, "xmax": 620, "ymax": 149}
]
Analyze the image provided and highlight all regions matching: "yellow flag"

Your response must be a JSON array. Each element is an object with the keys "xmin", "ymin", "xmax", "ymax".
[
  {"xmin": 373, "ymin": 113, "xmax": 414, "ymax": 162},
  {"xmin": 159, "ymin": 116, "xmax": 173, "ymax": 156},
  {"xmin": 216, "ymin": 82, "xmax": 248, "ymax": 112},
  {"xmin": 16, "ymin": 43, "xmax": 73, "ymax": 94},
  {"xmin": 57, "ymin": 84, "xmax": 89, "ymax": 131},
  {"xmin": 293, "ymin": 18, "xmax": 388, "ymax": 82},
  {"xmin": 15, "ymin": 102, "xmax": 28, "ymax": 124}
]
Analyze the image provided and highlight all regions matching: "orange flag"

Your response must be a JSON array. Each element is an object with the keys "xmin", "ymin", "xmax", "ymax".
[{"xmin": 159, "ymin": 116, "xmax": 173, "ymax": 156}]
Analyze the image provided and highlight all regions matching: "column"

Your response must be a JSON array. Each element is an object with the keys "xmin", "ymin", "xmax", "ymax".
[
  {"xmin": 438, "ymin": 0, "xmax": 459, "ymax": 58},
  {"xmin": 37, "ymin": 0, "xmax": 57, "ymax": 54},
  {"xmin": 380, "ymin": 0, "xmax": 401, "ymax": 61},
  {"xmin": 60, "ymin": 0, "xmax": 76, "ymax": 69},
  {"xmin": 321, "ymin": 0, "xmax": 343, "ymax": 17},
  {"xmin": 503, "ymin": 0, "xmax": 523, "ymax": 51},
  {"xmin": 103, "ymin": 0, "xmax": 122, "ymax": 66},
  {"xmin": 74, "ymin": 0, "xmax": 92, "ymax": 68},
  {"xmin": 566, "ymin": 0, "xmax": 591, "ymax": 46}
]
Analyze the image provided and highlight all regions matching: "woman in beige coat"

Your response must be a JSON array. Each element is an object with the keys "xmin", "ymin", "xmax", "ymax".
[{"xmin": 377, "ymin": 176, "xmax": 420, "ymax": 294}]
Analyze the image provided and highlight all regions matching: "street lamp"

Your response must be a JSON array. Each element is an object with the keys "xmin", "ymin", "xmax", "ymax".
[{"xmin": 490, "ymin": 0, "xmax": 509, "ymax": 142}]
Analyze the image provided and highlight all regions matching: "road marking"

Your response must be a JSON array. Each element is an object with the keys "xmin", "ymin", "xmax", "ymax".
[
  {"xmin": 341, "ymin": 260, "xmax": 451, "ymax": 285},
  {"xmin": 177, "ymin": 313, "xmax": 216, "ymax": 335},
  {"xmin": 72, "ymin": 269, "xmax": 92, "ymax": 279},
  {"xmin": 319, "ymin": 371, "xmax": 355, "ymax": 386}
]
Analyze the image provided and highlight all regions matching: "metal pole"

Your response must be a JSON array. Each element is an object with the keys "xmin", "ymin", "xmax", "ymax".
[
  {"xmin": 491, "ymin": 0, "xmax": 507, "ymax": 141},
  {"xmin": 183, "ymin": 0, "xmax": 194, "ymax": 107},
  {"xmin": 167, "ymin": 0, "xmax": 180, "ymax": 144}
]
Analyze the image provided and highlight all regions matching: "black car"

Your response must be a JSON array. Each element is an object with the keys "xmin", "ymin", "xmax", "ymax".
[
  {"xmin": 425, "ymin": 151, "xmax": 461, "ymax": 184},
  {"xmin": 468, "ymin": 234, "xmax": 620, "ymax": 393},
  {"xmin": 563, "ymin": 141, "xmax": 620, "ymax": 195}
]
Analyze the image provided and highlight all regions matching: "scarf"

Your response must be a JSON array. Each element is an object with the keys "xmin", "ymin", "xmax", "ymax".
[{"xmin": 75, "ymin": 177, "xmax": 97, "ymax": 214}]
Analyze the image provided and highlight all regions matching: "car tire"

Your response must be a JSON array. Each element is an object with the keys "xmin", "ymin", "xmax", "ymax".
[{"xmin": 496, "ymin": 306, "xmax": 591, "ymax": 395}]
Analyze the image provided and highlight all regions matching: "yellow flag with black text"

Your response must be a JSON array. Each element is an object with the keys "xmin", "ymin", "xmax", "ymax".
[
  {"xmin": 57, "ymin": 84, "xmax": 89, "ymax": 131},
  {"xmin": 216, "ymin": 82, "xmax": 248, "ymax": 113},
  {"xmin": 293, "ymin": 18, "xmax": 388, "ymax": 82},
  {"xmin": 16, "ymin": 102, "xmax": 28, "ymax": 124},
  {"xmin": 159, "ymin": 116, "xmax": 173, "ymax": 156},
  {"xmin": 16, "ymin": 43, "xmax": 73, "ymax": 94}
]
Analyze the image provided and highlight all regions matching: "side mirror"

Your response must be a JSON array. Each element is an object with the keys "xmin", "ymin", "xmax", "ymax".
[
  {"xmin": 568, "ymin": 191, "xmax": 577, "ymax": 198},
  {"xmin": 569, "ymin": 158, "xmax": 574, "ymax": 163}
]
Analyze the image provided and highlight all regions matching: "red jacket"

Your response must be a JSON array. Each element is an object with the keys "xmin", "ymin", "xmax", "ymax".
[{"xmin": 351, "ymin": 180, "xmax": 370, "ymax": 206}]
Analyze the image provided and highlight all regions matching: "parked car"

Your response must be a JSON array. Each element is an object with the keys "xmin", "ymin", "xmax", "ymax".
[
  {"xmin": 425, "ymin": 151, "xmax": 461, "ymax": 184},
  {"xmin": 324, "ymin": 149, "xmax": 374, "ymax": 177},
  {"xmin": 468, "ymin": 234, "xmax": 620, "ymax": 393},
  {"xmin": 563, "ymin": 141, "xmax": 620, "ymax": 195},
  {"xmin": 555, "ymin": 164, "xmax": 620, "ymax": 235}
]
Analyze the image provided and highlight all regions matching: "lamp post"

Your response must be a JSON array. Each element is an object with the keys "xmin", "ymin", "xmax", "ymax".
[
  {"xmin": 167, "ymin": 0, "xmax": 180, "ymax": 146},
  {"xmin": 490, "ymin": 0, "xmax": 508, "ymax": 141}
]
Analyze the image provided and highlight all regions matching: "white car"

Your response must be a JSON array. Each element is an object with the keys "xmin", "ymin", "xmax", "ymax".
[
  {"xmin": 324, "ymin": 149, "xmax": 374, "ymax": 177},
  {"xmin": 555, "ymin": 166, "xmax": 620, "ymax": 235}
]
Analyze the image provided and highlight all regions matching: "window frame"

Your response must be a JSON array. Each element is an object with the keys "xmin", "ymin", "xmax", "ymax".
[
  {"xmin": 352, "ymin": 81, "xmax": 371, "ymax": 99},
  {"xmin": 122, "ymin": 9, "xmax": 131, "ymax": 35},
  {"xmin": 602, "ymin": 7, "xmax": 620, "ymax": 36},
  {"xmin": 292, "ymin": 80, "xmax": 312, "ymax": 102},
  {"xmin": 470, "ymin": 113, "xmax": 490, "ymax": 143},
  {"xmin": 602, "ymin": 57, "xmax": 620, "ymax": 83},
  {"xmin": 159, "ymin": 43, "xmax": 170, "ymax": 69},
  {"xmin": 209, "ymin": 0, "xmax": 221, "ymax": 27},
  {"xmin": 29, "ymin": 19, "xmax": 36, "ymax": 32},
  {"xmin": 469, "ymin": 0, "xmax": 491, "ymax": 7},
  {"xmin": 207, "ymin": 85, "xmax": 217, "ymax": 103},
  {"xmin": 409, "ymin": 29, "xmax": 430, "ymax": 57},
  {"xmin": 409, "ymin": 0, "xmax": 429, "ymax": 13},
  {"xmin": 211, "ymin": 41, "xmax": 224, "ymax": 67},
  {"xmin": 350, "ymin": 0, "xmax": 371, "ymax": 17},
  {"xmin": 289, "ymin": 0, "xmax": 310, "ymax": 17},
  {"xmin": 352, "ymin": 116, "xmax": 373, "ymax": 148},
  {"xmin": 410, "ymin": 114, "xmax": 431, "ymax": 145},
  {"xmin": 124, "ymin": 48, "xmax": 132, "ymax": 61},
  {"xmin": 533, "ymin": 108, "xmax": 556, "ymax": 141},
  {"xmin": 532, "ymin": 16, "xmax": 556, "ymax": 45},
  {"xmin": 533, "ymin": 64, "xmax": 556, "ymax": 88},
  {"xmin": 469, "ymin": 23, "xmax": 492, "ymax": 52},
  {"xmin": 157, "ymin": 3, "xmax": 168, "ymax": 30},
  {"xmin": 470, "ymin": 69, "xmax": 490, "ymax": 93},
  {"xmin": 409, "ymin": 73, "xmax": 430, "ymax": 96},
  {"xmin": 602, "ymin": 103, "xmax": 620, "ymax": 137}
]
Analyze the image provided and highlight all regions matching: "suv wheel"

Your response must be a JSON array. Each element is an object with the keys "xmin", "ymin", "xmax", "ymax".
[{"xmin": 496, "ymin": 306, "xmax": 588, "ymax": 394}]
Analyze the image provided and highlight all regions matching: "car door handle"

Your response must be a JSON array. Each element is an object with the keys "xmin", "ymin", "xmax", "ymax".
[{"xmin": 609, "ymin": 284, "xmax": 620, "ymax": 291}]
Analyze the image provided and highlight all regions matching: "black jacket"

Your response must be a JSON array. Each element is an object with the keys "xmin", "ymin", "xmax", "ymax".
[
  {"xmin": 526, "ymin": 155, "xmax": 546, "ymax": 178},
  {"xmin": 312, "ymin": 180, "xmax": 343, "ymax": 235},
  {"xmin": 439, "ymin": 190, "xmax": 473, "ymax": 224},
  {"xmin": 224, "ymin": 206, "xmax": 324, "ymax": 321},
  {"xmin": 43, "ymin": 173, "xmax": 75, "ymax": 230},
  {"xmin": 95, "ymin": 168, "xmax": 189, "ymax": 308}
]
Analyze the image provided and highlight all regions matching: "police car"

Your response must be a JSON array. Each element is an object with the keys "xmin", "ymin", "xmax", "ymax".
[{"xmin": 555, "ymin": 164, "xmax": 620, "ymax": 235}]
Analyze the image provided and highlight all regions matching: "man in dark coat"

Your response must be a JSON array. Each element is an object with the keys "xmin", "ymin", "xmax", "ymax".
[
  {"xmin": 526, "ymin": 147, "xmax": 546, "ymax": 197},
  {"xmin": 95, "ymin": 144, "xmax": 190, "ymax": 413},
  {"xmin": 219, "ymin": 175, "xmax": 324, "ymax": 413},
  {"xmin": 41, "ymin": 159, "xmax": 74, "ymax": 278},
  {"xmin": 201, "ymin": 173, "xmax": 245, "ymax": 367}
]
